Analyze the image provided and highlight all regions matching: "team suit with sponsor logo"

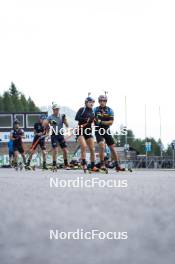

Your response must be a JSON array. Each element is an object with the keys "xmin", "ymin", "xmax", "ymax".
[
  {"xmin": 26, "ymin": 116, "xmax": 49, "ymax": 170},
  {"xmin": 48, "ymin": 114, "xmax": 67, "ymax": 149},
  {"xmin": 48, "ymin": 103, "xmax": 70, "ymax": 169},
  {"xmin": 11, "ymin": 128, "xmax": 25, "ymax": 154},
  {"xmin": 75, "ymin": 106, "xmax": 95, "ymax": 140},
  {"xmin": 94, "ymin": 95, "xmax": 124, "ymax": 172},
  {"xmin": 75, "ymin": 97, "xmax": 98, "ymax": 172},
  {"xmin": 94, "ymin": 106, "xmax": 115, "ymax": 146},
  {"xmin": 32, "ymin": 122, "xmax": 47, "ymax": 150},
  {"xmin": 10, "ymin": 120, "xmax": 26, "ymax": 167}
]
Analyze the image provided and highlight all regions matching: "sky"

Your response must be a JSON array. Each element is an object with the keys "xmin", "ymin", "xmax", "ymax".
[{"xmin": 0, "ymin": 0, "xmax": 175, "ymax": 146}]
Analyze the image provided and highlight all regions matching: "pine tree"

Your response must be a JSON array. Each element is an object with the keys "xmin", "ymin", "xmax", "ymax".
[
  {"xmin": 0, "ymin": 96, "xmax": 4, "ymax": 111},
  {"xmin": 3, "ymin": 91, "xmax": 15, "ymax": 112},
  {"xmin": 0, "ymin": 83, "xmax": 40, "ymax": 112},
  {"xmin": 20, "ymin": 93, "xmax": 29, "ymax": 112},
  {"xmin": 28, "ymin": 97, "xmax": 39, "ymax": 112}
]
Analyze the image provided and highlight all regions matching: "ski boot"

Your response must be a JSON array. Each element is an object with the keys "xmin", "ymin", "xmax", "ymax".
[
  {"xmin": 42, "ymin": 162, "xmax": 49, "ymax": 171},
  {"xmin": 88, "ymin": 166, "xmax": 99, "ymax": 174},
  {"xmin": 64, "ymin": 165, "xmax": 71, "ymax": 170},
  {"xmin": 14, "ymin": 163, "xmax": 18, "ymax": 171},
  {"xmin": 25, "ymin": 164, "xmax": 33, "ymax": 171},
  {"xmin": 99, "ymin": 166, "xmax": 108, "ymax": 174},
  {"xmin": 116, "ymin": 166, "xmax": 126, "ymax": 172}
]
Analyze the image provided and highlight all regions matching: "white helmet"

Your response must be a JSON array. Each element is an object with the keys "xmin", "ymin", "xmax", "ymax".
[{"xmin": 52, "ymin": 102, "xmax": 60, "ymax": 110}]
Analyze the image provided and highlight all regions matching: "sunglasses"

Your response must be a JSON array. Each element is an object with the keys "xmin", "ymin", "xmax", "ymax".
[{"xmin": 99, "ymin": 100, "xmax": 107, "ymax": 102}]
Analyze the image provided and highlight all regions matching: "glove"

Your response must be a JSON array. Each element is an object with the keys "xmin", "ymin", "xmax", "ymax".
[
  {"xmin": 50, "ymin": 120, "xmax": 57, "ymax": 125},
  {"xmin": 95, "ymin": 118, "xmax": 102, "ymax": 126}
]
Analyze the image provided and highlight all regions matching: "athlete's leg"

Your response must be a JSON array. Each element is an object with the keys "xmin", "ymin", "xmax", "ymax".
[
  {"xmin": 86, "ymin": 137, "xmax": 95, "ymax": 162},
  {"xmin": 104, "ymin": 134, "xmax": 121, "ymax": 169},
  {"xmin": 99, "ymin": 141, "xmax": 106, "ymax": 167},
  {"xmin": 40, "ymin": 140, "xmax": 47, "ymax": 167},
  {"xmin": 13, "ymin": 150, "xmax": 18, "ymax": 166},
  {"xmin": 52, "ymin": 147, "xmax": 58, "ymax": 165},
  {"xmin": 86, "ymin": 137, "xmax": 99, "ymax": 170},
  {"xmin": 21, "ymin": 153, "xmax": 26, "ymax": 165},
  {"xmin": 95, "ymin": 130, "xmax": 106, "ymax": 167},
  {"xmin": 62, "ymin": 147, "xmax": 69, "ymax": 166},
  {"xmin": 109, "ymin": 144, "xmax": 124, "ymax": 170},
  {"xmin": 51, "ymin": 135, "xmax": 58, "ymax": 166},
  {"xmin": 109, "ymin": 144, "xmax": 119, "ymax": 163},
  {"xmin": 78, "ymin": 136, "xmax": 87, "ymax": 162},
  {"xmin": 26, "ymin": 149, "xmax": 35, "ymax": 166},
  {"xmin": 58, "ymin": 135, "xmax": 69, "ymax": 167},
  {"xmin": 41, "ymin": 149, "xmax": 46, "ymax": 163}
]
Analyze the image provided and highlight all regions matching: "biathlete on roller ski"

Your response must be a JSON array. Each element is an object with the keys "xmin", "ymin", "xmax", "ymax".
[
  {"xmin": 75, "ymin": 96, "xmax": 99, "ymax": 172},
  {"xmin": 94, "ymin": 95, "xmax": 125, "ymax": 172},
  {"xmin": 25, "ymin": 115, "xmax": 49, "ymax": 170},
  {"xmin": 47, "ymin": 103, "xmax": 70, "ymax": 171},
  {"xmin": 10, "ymin": 119, "xmax": 26, "ymax": 169}
]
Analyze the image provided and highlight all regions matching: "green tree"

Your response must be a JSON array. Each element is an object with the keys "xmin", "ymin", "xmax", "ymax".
[
  {"xmin": 0, "ymin": 83, "xmax": 40, "ymax": 112},
  {"xmin": 9, "ymin": 82, "xmax": 20, "ymax": 108},
  {"xmin": 0, "ymin": 96, "xmax": 4, "ymax": 111},
  {"xmin": 3, "ymin": 91, "xmax": 15, "ymax": 112},
  {"xmin": 20, "ymin": 93, "xmax": 29, "ymax": 112},
  {"xmin": 27, "ymin": 97, "xmax": 39, "ymax": 112}
]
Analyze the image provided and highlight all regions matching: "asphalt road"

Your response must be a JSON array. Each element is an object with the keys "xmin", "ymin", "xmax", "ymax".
[{"xmin": 0, "ymin": 169, "xmax": 175, "ymax": 264}]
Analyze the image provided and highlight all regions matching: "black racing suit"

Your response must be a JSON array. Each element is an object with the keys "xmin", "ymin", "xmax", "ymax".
[
  {"xmin": 75, "ymin": 107, "xmax": 95, "ymax": 140},
  {"xmin": 11, "ymin": 128, "xmax": 25, "ymax": 154},
  {"xmin": 32, "ymin": 122, "xmax": 47, "ymax": 150}
]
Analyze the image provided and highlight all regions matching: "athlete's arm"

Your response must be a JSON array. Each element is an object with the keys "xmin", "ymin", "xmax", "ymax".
[
  {"xmin": 10, "ymin": 131, "xmax": 15, "ymax": 141},
  {"xmin": 101, "ymin": 108, "xmax": 114, "ymax": 126},
  {"xmin": 47, "ymin": 116, "xmax": 56, "ymax": 125},
  {"xmin": 34, "ymin": 123, "xmax": 38, "ymax": 136},
  {"xmin": 20, "ymin": 130, "xmax": 25, "ymax": 139},
  {"xmin": 63, "ymin": 115, "xmax": 69, "ymax": 128},
  {"xmin": 101, "ymin": 120, "xmax": 114, "ymax": 126},
  {"xmin": 75, "ymin": 108, "xmax": 87, "ymax": 123}
]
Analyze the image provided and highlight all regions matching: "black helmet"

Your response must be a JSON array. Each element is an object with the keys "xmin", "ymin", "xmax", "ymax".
[
  {"xmin": 14, "ymin": 119, "xmax": 20, "ymax": 125},
  {"xmin": 85, "ymin": 96, "xmax": 95, "ymax": 104}
]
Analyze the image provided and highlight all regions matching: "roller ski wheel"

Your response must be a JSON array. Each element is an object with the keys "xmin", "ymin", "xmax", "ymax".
[
  {"xmin": 82, "ymin": 165, "xmax": 87, "ymax": 174},
  {"xmin": 128, "ymin": 168, "xmax": 133, "ymax": 172},
  {"xmin": 42, "ymin": 165, "xmax": 49, "ymax": 171},
  {"xmin": 19, "ymin": 162, "xmax": 24, "ymax": 171},
  {"xmin": 51, "ymin": 165, "xmax": 57, "ymax": 172},
  {"xmin": 88, "ymin": 167, "xmax": 100, "ymax": 174},
  {"xmin": 64, "ymin": 166, "xmax": 71, "ymax": 170},
  {"xmin": 14, "ymin": 163, "xmax": 23, "ymax": 171},
  {"xmin": 14, "ymin": 165, "xmax": 18, "ymax": 171},
  {"xmin": 25, "ymin": 165, "xmax": 35, "ymax": 171},
  {"xmin": 99, "ymin": 167, "xmax": 108, "ymax": 174}
]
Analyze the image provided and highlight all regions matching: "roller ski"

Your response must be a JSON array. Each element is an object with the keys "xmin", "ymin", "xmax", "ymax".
[
  {"xmin": 14, "ymin": 162, "xmax": 24, "ymax": 171},
  {"xmin": 96, "ymin": 161, "xmax": 108, "ymax": 174},
  {"xmin": 99, "ymin": 165, "xmax": 108, "ymax": 174},
  {"xmin": 115, "ymin": 166, "xmax": 132, "ymax": 172},
  {"xmin": 42, "ymin": 162, "xmax": 49, "ymax": 171},
  {"xmin": 50, "ymin": 162, "xmax": 58, "ymax": 172},
  {"xmin": 25, "ymin": 164, "xmax": 36, "ymax": 171},
  {"xmin": 126, "ymin": 168, "xmax": 132, "ymax": 172},
  {"xmin": 88, "ymin": 166, "xmax": 100, "ymax": 174},
  {"xmin": 51, "ymin": 166, "xmax": 57, "ymax": 172},
  {"xmin": 82, "ymin": 164, "xmax": 87, "ymax": 173}
]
